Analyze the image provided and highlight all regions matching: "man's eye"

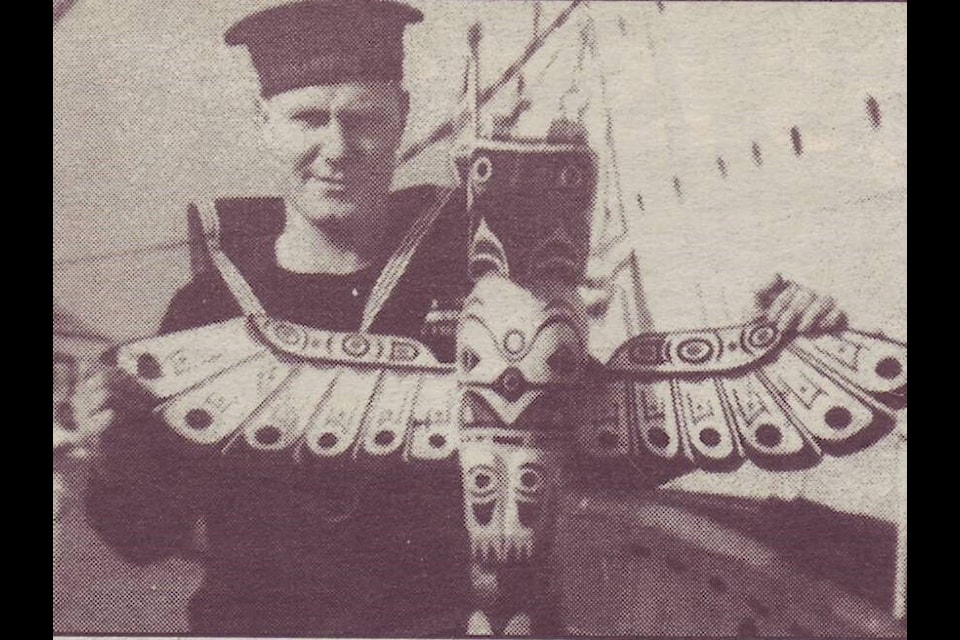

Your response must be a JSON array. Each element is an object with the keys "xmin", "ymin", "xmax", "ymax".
[
  {"xmin": 294, "ymin": 111, "xmax": 330, "ymax": 128},
  {"xmin": 339, "ymin": 113, "xmax": 378, "ymax": 131}
]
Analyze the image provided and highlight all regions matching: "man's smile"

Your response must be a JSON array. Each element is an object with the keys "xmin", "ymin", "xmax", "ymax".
[{"xmin": 305, "ymin": 174, "xmax": 349, "ymax": 194}]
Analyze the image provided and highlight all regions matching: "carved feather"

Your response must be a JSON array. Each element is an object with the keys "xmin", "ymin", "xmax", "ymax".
[
  {"xmin": 116, "ymin": 316, "xmax": 460, "ymax": 465},
  {"xmin": 117, "ymin": 313, "xmax": 905, "ymax": 475},
  {"xmin": 579, "ymin": 326, "xmax": 906, "ymax": 471}
]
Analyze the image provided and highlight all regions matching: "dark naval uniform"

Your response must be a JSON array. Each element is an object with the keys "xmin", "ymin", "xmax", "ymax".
[
  {"xmin": 86, "ymin": 0, "xmax": 476, "ymax": 634},
  {"xmin": 87, "ymin": 187, "xmax": 474, "ymax": 636}
]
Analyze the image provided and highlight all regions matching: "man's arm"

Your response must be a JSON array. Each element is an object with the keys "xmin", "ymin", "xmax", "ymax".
[
  {"xmin": 82, "ymin": 275, "xmax": 240, "ymax": 565},
  {"xmin": 84, "ymin": 410, "xmax": 198, "ymax": 565}
]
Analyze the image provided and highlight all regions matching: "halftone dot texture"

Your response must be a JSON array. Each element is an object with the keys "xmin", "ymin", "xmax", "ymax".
[
  {"xmin": 224, "ymin": 0, "xmax": 422, "ymax": 97},
  {"xmin": 555, "ymin": 490, "xmax": 905, "ymax": 637},
  {"xmin": 53, "ymin": 471, "xmax": 201, "ymax": 633},
  {"xmin": 55, "ymin": 0, "xmax": 905, "ymax": 636}
]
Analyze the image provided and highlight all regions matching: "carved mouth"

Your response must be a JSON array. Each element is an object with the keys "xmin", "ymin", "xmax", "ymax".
[
  {"xmin": 471, "ymin": 534, "xmax": 535, "ymax": 564},
  {"xmin": 472, "ymin": 502, "xmax": 495, "ymax": 526},
  {"xmin": 492, "ymin": 367, "xmax": 531, "ymax": 402},
  {"xmin": 532, "ymin": 244, "xmax": 579, "ymax": 281}
]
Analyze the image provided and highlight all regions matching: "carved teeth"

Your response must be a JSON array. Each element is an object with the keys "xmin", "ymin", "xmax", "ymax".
[
  {"xmin": 494, "ymin": 537, "xmax": 507, "ymax": 563},
  {"xmin": 467, "ymin": 610, "xmax": 493, "ymax": 636},
  {"xmin": 503, "ymin": 612, "xmax": 532, "ymax": 636},
  {"xmin": 470, "ymin": 534, "xmax": 542, "ymax": 565},
  {"xmin": 519, "ymin": 539, "xmax": 533, "ymax": 559}
]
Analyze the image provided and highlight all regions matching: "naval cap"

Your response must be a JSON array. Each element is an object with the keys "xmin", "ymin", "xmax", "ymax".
[{"xmin": 225, "ymin": 0, "xmax": 423, "ymax": 97}]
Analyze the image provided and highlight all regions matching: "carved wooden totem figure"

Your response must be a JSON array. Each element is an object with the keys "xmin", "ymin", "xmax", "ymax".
[{"xmin": 456, "ymin": 137, "xmax": 597, "ymax": 634}]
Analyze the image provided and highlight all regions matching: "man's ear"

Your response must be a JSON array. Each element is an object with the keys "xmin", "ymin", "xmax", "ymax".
[{"xmin": 387, "ymin": 87, "xmax": 410, "ymax": 157}]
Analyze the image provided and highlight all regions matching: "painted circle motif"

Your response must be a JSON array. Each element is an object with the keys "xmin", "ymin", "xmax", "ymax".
[
  {"xmin": 273, "ymin": 322, "xmax": 303, "ymax": 346},
  {"xmin": 628, "ymin": 339, "xmax": 664, "ymax": 365},
  {"xmin": 342, "ymin": 334, "xmax": 371, "ymax": 358},
  {"xmin": 875, "ymin": 357, "xmax": 902, "ymax": 380},
  {"xmin": 755, "ymin": 423, "xmax": 782, "ymax": 448},
  {"xmin": 317, "ymin": 432, "xmax": 338, "ymax": 449},
  {"xmin": 824, "ymin": 406, "xmax": 853, "ymax": 431},
  {"xmin": 374, "ymin": 430, "xmax": 395, "ymax": 447},
  {"xmin": 255, "ymin": 426, "xmax": 282, "ymax": 446},
  {"xmin": 136, "ymin": 354, "xmax": 162, "ymax": 379},
  {"xmin": 559, "ymin": 164, "xmax": 583, "ymax": 187},
  {"xmin": 461, "ymin": 349, "xmax": 480, "ymax": 371},
  {"xmin": 647, "ymin": 428, "xmax": 670, "ymax": 449},
  {"xmin": 389, "ymin": 341, "xmax": 420, "ymax": 362},
  {"xmin": 517, "ymin": 463, "xmax": 546, "ymax": 496},
  {"xmin": 185, "ymin": 408, "xmax": 212, "ymax": 431},
  {"xmin": 468, "ymin": 465, "xmax": 500, "ymax": 497},
  {"xmin": 503, "ymin": 330, "xmax": 526, "ymax": 354},
  {"xmin": 472, "ymin": 156, "xmax": 493, "ymax": 183},
  {"xmin": 746, "ymin": 324, "xmax": 778, "ymax": 349},
  {"xmin": 699, "ymin": 428, "xmax": 722, "ymax": 447},
  {"xmin": 677, "ymin": 338, "xmax": 715, "ymax": 364}
]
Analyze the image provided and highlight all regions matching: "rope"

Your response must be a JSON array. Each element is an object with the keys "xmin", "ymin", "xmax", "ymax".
[
  {"xmin": 360, "ymin": 186, "xmax": 456, "ymax": 332},
  {"xmin": 196, "ymin": 201, "xmax": 266, "ymax": 317}
]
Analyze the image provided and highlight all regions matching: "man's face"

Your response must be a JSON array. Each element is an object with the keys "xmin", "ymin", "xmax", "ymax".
[{"xmin": 260, "ymin": 82, "xmax": 408, "ymax": 228}]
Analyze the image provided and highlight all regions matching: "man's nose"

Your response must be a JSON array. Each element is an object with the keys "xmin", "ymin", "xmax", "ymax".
[{"xmin": 319, "ymin": 118, "xmax": 349, "ymax": 164}]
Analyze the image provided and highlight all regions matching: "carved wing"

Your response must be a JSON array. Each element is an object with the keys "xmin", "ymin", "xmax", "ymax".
[
  {"xmin": 115, "ymin": 315, "xmax": 460, "ymax": 465},
  {"xmin": 576, "ymin": 319, "xmax": 906, "ymax": 471}
]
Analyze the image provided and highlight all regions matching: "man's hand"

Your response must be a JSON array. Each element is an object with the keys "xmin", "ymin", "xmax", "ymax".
[
  {"xmin": 755, "ymin": 274, "xmax": 847, "ymax": 335},
  {"xmin": 53, "ymin": 369, "xmax": 118, "ymax": 455},
  {"xmin": 54, "ymin": 369, "xmax": 120, "ymax": 534}
]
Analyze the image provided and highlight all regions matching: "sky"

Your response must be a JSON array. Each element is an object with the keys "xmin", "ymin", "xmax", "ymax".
[{"xmin": 53, "ymin": 0, "xmax": 905, "ymax": 342}]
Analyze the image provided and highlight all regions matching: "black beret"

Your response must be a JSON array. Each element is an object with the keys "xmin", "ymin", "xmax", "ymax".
[{"xmin": 225, "ymin": 0, "xmax": 423, "ymax": 97}]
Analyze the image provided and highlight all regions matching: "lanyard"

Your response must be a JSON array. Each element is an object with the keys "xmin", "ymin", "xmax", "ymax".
[{"xmin": 197, "ymin": 187, "xmax": 455, "ymax": 330}]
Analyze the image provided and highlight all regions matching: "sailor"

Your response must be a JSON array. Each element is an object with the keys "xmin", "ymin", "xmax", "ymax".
[
  {"xmin": 58, "ymin": 0, "xmax": 846, "ymax": 635},
  {"xmin": 66, "ymin": 1, "xmax": 472, "ymax": 635}
]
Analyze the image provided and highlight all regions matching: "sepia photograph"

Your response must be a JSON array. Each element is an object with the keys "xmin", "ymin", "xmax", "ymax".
[{"xmin": 53, "ymin": 0, "xmax": 907, "ymax": 637}]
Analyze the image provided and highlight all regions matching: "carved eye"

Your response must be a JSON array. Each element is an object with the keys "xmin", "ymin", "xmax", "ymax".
[
  {"xmin": 460, "ymin": 349, "xmax": 480, "ymax": 372},
  {"xmin": 516, "ymin": 464, "xmax": 545, "ymax": 496},
  {"xmin": 559, "ymin": 163, "xmax": 583, "ymax": 187},
  {"xmin": 472, "ymin": 155, "xmax": 493, "ymax": 183},
  {"xmin": 546, "ymin": 346, "xmax": 578, "ymax": 376},
  {"xmin": 468, "ymin": 465, "xmax": 501, "ymax": 498}
]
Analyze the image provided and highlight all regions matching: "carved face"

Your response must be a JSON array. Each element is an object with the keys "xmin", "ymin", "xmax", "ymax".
[
  {"xmin": 463, "ymin": 144, "xmax": 597, "ymax": 284},
  {"xmin": 457, "ymin": 274, "xmax": 587, "ymax": 426},
  {"xmin": 456, "ymin": 211, "xmax": 587, "ymax": 568},
  {"xmin": 460, "ymin": 435, "xmax": 565, "ymax": 563}
]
